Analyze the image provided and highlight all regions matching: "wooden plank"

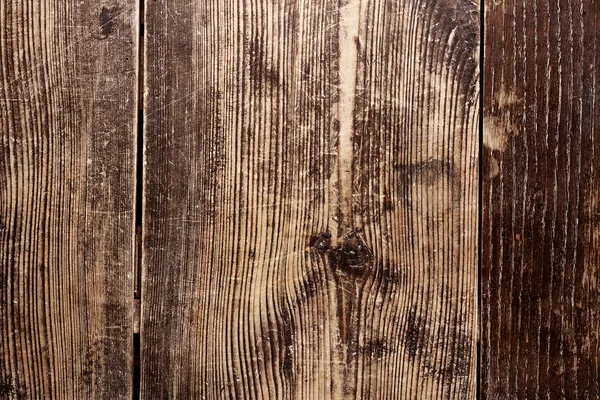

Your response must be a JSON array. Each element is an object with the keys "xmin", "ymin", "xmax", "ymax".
[
  {"xmin": 482, "ymin": 0, "xmax": 600, "ymax": 398},
  {"xmin": 350, "ymin": 0, "xmax": 480, "ymax": 398},
  {"xmin": 0, "ymin": 1, "xmax": 138, "ymax": 398},
  {"xmin": 142, "ymin": 0, "xmax": 479, "ymax": 398}
]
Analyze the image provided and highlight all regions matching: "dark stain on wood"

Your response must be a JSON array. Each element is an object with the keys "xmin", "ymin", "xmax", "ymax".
[
  {"xmin": 295, "ymin": 267, "xmax": 324, "ymax": 305},
  {"xmin": 99, "ymin": 6, "xmax": 120, "ymax": 39},
  {"xmin": 395, "ymin": 160, "xmax": 455, "ymax": 188},
  {"xmin": 278, "ymin": 306, "xmax": 296, "ymax": 382},
  {"xmin": 328, "ymin": 231, "xmax": 373, "ymax": 277},
  {"xmin": 427, "ymin": 330, "xmax": 472, "ymax": 384},
  {"xmin": 248, "ymin": 38, "xmax": 280, "ymax": 87},
  {"xmin": 403, "ymin": 307, "xmax": 473, "ymax": 391},
  {"xmin": 376, "ymin": 263, "xmax": 403, "ymax": 296},
  {"xmin": 360, "ymin": 338, "xmax": 393, "ymax": 359},
  {"xmin": 395, "ymin": 160, "xmax": 460, "ymax": 210},
  {"xmin": 0, "ymin": 375, "xmax": 27, "ymax": 400},
  {"xmin": 382, "ymin": 191, "xmax": 394, "ymax": 212},
  {"xmin": 403, "ymin": 308, "xmax": 423, "ymax": 359}
]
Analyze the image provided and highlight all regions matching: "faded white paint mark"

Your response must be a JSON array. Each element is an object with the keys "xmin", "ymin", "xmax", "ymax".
[{"xmin": 484, "ymin": 87, "xmax": 521, "ymax": 177}]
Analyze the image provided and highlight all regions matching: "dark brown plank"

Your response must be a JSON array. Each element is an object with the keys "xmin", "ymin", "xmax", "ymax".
[
  {"xmin": 0, "ymin": 1, "xmax": 138, "ymax": 398},
  {"xmin": 483, "ymin": 0, "xmax": 600, "ymax": 398},
  {"xmin": 142, "ymin": 0, "xmax": 479, "ymax": 397}
]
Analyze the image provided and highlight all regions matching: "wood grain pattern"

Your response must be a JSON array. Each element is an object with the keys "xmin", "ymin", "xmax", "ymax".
[
  {"xmin": 143, "ymin": 0, "xmax": 479, "ymax": 398},
  {"xmin": 0, "ymin": 1, "xmax": 138, "ymax": 398},
  {"xmin": 482, "ymin": 0, "xmax": 600, "ymax": 398},
  {"xmin": 351, "ymin": 0, "xmax": 480, "ymax": 398}
]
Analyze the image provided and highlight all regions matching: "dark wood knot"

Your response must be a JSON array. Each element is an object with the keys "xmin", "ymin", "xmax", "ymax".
[{"xmin": 329, "ymin": 231, "xmax": 372, "ymax": 276}]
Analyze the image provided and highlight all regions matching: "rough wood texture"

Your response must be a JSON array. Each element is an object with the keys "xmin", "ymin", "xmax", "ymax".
[
  {"xmin": 0, "ymin": 1, "xmax": 138, "ymax": 398},
  {"xmin": 143, "ymin": 0, "xmax": 479, "ymax": 398},
  {"xmin": 483, "ymin": 0, "xmax": 600, "ymax": 398}
]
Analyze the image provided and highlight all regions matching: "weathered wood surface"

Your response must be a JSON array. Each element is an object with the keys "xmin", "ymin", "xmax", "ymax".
[
  {"xmin": 143, "ymin": 0, "xmax": 479, "ymax": 397},
  {"xmin": 482, "ymin": 0, "xmax": 600, "ymax": 398},
  {"xmin": 0, "ymin": 1, "xmax": 138, "ymax": 398}
]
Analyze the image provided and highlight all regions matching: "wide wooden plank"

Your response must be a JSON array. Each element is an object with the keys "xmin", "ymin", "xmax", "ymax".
[
  {"xmin": 483, "ymin": 0, "xmax": 600, "ymax": 398},
  {"xmin": 142, "ymin": 0, "xmax": 339, "ymax": 396},
  {"xmin": 0, "ymin": 1, "xmax": 138, "ymax": 398},
  {"xmin": 143, "ymin": 0, "xmax": 479, "ymax": 398}
]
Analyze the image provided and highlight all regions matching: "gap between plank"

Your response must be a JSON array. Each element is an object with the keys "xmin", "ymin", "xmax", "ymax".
[
  {"xmin": 133, "ymin": 0, "xmax": 145, "ymax": 397},
  {"xmin": 477, "ymin": 0, "xmax": 484, "ymax": 398}
]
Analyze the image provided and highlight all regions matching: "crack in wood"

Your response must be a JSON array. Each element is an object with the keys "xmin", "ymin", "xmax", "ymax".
[{"xmin": 133, "ymin": 1, "xmax": 144, "ymax": 398}]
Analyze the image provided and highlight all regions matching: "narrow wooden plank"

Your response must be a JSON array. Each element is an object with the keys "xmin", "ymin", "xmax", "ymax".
[
  {"xmin": 0, "ymin": 1, "xmax": 138, "ymax": 398},
  {"xmin": 349, "ymin": 0, "xmax": 480, "ymax": 398},
  {"xmin": 483, "ymin": 0, "xmax": 600, "ymax": 398},
  {"xmin": 143, "ymin": 0, "xmax": 479, "ymax": 398}
]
